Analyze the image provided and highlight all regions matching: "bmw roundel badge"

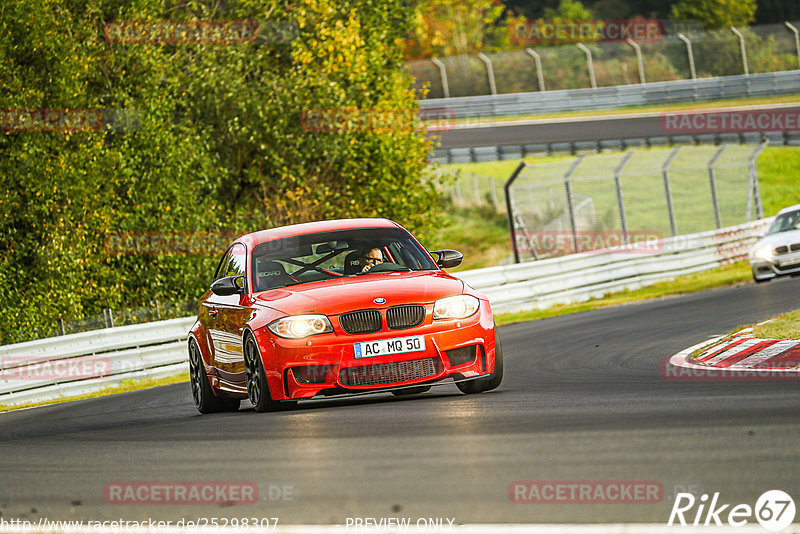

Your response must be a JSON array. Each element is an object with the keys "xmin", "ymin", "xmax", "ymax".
[{"xmin": 373, "ymin": 297, "xmax": 386, "ymax": 304}]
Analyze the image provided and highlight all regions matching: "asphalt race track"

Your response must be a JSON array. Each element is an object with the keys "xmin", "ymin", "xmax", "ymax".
[
  {"xmin": 435, "ymin": 105, "xmax": 800, "ymax": 149},
  {"xmin": 2, "ymin": 278, "xmax": 800, "ymax": 526}
]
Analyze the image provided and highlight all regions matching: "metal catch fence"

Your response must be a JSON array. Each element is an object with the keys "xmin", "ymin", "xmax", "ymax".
[
  {"xmin": 410, "ymin": 22, "xmax": 800, "ymax": 99},
  {"xmin": 504, "ymin": 143, "xmax": 767, "ymax": 262}
]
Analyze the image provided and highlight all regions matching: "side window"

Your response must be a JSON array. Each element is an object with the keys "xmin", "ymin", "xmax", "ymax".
[{"xmin": 213, "ymin": 244, "xmax": 247, "ymax": 288}]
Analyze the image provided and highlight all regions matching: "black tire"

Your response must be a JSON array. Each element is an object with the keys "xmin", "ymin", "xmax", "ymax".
[
  {"xmin": 456, "ymin": 327, "xmax": 504, "ymax": 394},
  {"xmin": 391, "ymin": 385, "xmax": 432, "ymax": 396},
  {"xmin": 189, "ymin": 338, "xmax": 240, "ymax": 414},
  {"xmin": 244, "ymin": 334, "xmax": 292, "ymax": 412}
]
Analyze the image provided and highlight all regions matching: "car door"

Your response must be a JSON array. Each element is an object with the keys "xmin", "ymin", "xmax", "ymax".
[{"xmin": 202, "ymin": 243, "xmax": 251, "ymax": 392}]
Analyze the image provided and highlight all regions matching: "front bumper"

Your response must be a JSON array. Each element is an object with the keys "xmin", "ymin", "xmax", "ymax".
[
  {"xmin": 750, "ymin": 254, "xmax": 800, "ymax": 281},
  {"xmin": 253, "ymin": 301, "xmax": 496, "ymax": 400}
]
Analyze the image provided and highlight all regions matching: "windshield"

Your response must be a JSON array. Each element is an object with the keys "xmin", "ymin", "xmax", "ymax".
[
  {"xmin": 250, "ymin": 226, "xmax": 437, "ymax": 291},
  {"xmin": 767, "ymin": 210, "xmax": 800, "ymax": 235}
]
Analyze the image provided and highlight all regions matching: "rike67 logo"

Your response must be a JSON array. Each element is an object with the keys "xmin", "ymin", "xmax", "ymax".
[{"xmin": 668, "ymin": 490, "xmax": 795, "ymax": 530}]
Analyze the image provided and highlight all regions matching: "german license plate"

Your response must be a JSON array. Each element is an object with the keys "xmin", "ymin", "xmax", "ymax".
[{"xmin": 353, "ymin": 335, "xmax": 426, "ymax": 359}]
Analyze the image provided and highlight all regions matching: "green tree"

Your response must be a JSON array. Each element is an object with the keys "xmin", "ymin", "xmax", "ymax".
[
  {"xmin": 0, "ymin": 0, "xmax": 439, "ymax": 344},
  {"xmin": 543, "ymin": 0, "xmax": 594, "ymax": 20},
  {"xmin": 404, "ymin": 0, "xmax": 507, "ymax": 59},
  {"xmin": 670, "ymin": 0, "xmax": 756, "ymax": 30}
]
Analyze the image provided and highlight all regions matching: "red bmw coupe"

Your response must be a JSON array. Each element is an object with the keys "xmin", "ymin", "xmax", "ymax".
[{"xmin": 188, "ymin": 218, "xmax": 503, "ymax": 413}]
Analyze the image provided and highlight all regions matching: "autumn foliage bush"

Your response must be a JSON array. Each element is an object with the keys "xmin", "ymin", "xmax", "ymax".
[{"xmin": 0, "ymin": 0, "xmax": 439, "ymax": 344}]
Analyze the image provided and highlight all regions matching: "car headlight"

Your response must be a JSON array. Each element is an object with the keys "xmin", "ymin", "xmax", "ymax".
[
  {"xmin": 754, "ymin": 245, "xmax": 775, "ymax": 261},
  {"xmin": 267, "ymin": 315, "xmax": 333, "ymax": 339},
  {"xmin": 433, "ymin": 295, "xmax": 479, "ymax": 320}
]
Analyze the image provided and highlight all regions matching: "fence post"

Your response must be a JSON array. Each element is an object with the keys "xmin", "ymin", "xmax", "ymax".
[
  {"xmin": 677, "ymin": 33, "xmax": 696, "ymax": 80},
  {"xmin": 662, "ymin": 147, "xmax": 681, "ymax": 236},
  {"xmin": 613, "ymin": 152, "xmax": 634, "ymax": 243},
  {"xmin": 57, "ymin": 318, "xmax": 66, "ymax": 336},
  {"xmin": 472, "ymin": 173, "xmax": 481, "ymax": 203},
  {"xmin": 490, "ymin": 177, "xmax": 499, "ymax": 208},
  {"xmin": 576, "ymin": 43, "xmax": 597, "ymax": 89},
  {"xmin": 626, "ymin": 39, "xmax": 646, "ymax": 84},
  {"xmin": 563, "ymin": 156, "xmax": 586, "ymax": 253},
  {"xmin": 730, "ymin": 27, "xmax": 749, "ymax": 76},
  {"xmin": 103, "ymin": 308, "xmax": 115, "ymax": 329},
  {"xmin": 477, "ymin": 53, "xmax": 497, "ymax": 96},
  {"xmin": 747, "ymin": 141, "xmax": 768, "ymax": 221},
  {"xmin": 430, "ymin": 57, "xmax": 450, "ymax": 99},
  {"xmin": 504, "ymin": 161, "xmax": 527, "ymax": 263},
  {"xmin": 524, "ymin": 48, "xmax": 546, "ymax": 91},
  {"xmin": 707, "ymin": 145, "xmax": 727, "ymax": 228},
  {"xmin": 785, "ymin": 22, "xmax": 800, "ymax": 69}
]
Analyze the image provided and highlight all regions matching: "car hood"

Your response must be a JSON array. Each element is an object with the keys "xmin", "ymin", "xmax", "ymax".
[
  {"xmin": 254, "ymin": 271, "xmax": 465, "ymax": 316},
  {"xmin": 750, "ymin": 229, "xmax": 800, "ymax": 253}
]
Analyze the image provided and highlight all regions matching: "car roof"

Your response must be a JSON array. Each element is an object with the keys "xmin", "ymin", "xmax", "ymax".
[
  {"xmin": 777, "ymin": 204, "xmax": 800, "ymax": 215},
  {"xmin": 236, "ymin": 218, "xmax": 403, "ymax": 248}
]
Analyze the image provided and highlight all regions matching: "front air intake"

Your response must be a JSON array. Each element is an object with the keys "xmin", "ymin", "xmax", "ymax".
[{"xmin": 340, "ymin": 357, "xmax": 440, "ymax": 386}]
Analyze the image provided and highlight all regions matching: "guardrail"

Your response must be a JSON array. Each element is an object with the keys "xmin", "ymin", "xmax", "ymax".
[
  {"xmin": 458, "ymin": 219, "xmax": 771, "ymax": 313},
  {"xmin": 0, "ymin": 317, "xmax": 194, "ymax": 406},
  {"xmin": 420, "ymin": 71, "xmax": 800, "ymax": 120},
  {"xmin": 429, "ymin": 131, "xmax": 800, "ymax": 164},
  {"xmin": 0, "ymin": 219, "xmax": 769, "ymax": 406}
]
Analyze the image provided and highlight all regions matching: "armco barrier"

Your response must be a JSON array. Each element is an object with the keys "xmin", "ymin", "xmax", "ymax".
[
  {"xmin": 420, "ymin": 71, "xmax": 800, "ymax": 119},
  {"xmin": 0, "ymin": 317, "xmax": 194, "ymax": 406},
  {"xmin": 0, "ymin": 219, "xmax": 770, "ymax": 407},
  {"xmin": 458, "ymin": 219, "xmax": 772, "ymax": 313},
  {"xmin": 428, "ymin": 131, "xmax": 800, "ymax": 164}
]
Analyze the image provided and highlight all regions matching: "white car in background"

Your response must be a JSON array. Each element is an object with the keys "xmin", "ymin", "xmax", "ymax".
[{"xmin": 750, "ymin": 204, "xmax": 800, "ymax": 283}]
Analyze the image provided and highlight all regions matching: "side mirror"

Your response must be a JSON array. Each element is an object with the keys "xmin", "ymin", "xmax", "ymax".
[
  {"xmin": 430, "ymin": 249, "xmax": 463, "ymax": 269},
  {"xmin": 211, "ymin": 275, "xmax": 245, "ymax": 296}
]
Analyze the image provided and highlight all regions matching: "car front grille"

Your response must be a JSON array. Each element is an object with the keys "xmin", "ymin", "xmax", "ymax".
[
  {"xmin": 776, "ymin": 243, "xmax": 800, "ymax": 255},
  {"xmin": 339, "ymin": 310, "xmax": 382, "ymax": 334},
  {"xmin": 386, "ymin": 305, "xmax": 425, "ymax": 330},
  {"xmin": 339, "ymin": 357, "xmax": 440, "ymax": 386}
]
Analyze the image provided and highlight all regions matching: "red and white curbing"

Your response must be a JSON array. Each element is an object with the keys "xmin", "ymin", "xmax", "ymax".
[{"xmin": 668, "ymin": 321, "xmax": 800, "ymax": 378}]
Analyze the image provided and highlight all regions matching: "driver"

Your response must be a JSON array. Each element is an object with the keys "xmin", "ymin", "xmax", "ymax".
[{"xmin": 359, "ymin": 248, "xmax": 383, "ymax": 272}]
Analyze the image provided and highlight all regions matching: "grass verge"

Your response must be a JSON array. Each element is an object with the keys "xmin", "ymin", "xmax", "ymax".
[
  {"xmin": 426, "ymin": 203, "xmax": 512, "ymax": 271},
  {"xmin": 494, "ymin": 260, "xmax": 751, "ymax": 326},
  {"xmin": 0, "ymin": 372, "xmax": 189, "ymax": 413},
  {"xmin": 753, "ymin": 309, "xmax": 800, "ymax": 339}
]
